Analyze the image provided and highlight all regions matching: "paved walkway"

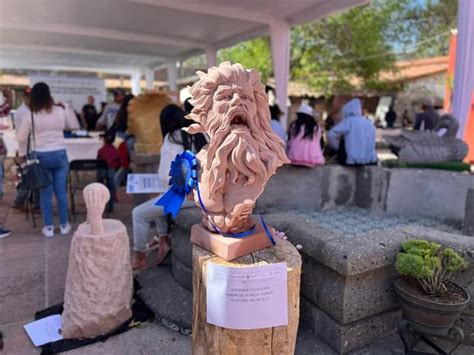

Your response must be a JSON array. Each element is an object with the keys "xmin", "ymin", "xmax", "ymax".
[{"xmin": 0, "ymin": 180, "xmax": 191, "ymax": 354}]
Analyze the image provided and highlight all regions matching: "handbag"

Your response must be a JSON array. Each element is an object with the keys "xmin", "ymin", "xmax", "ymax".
[{"xmin": 20, "ymin": 111, "xmax": 52, "ymax": 190}]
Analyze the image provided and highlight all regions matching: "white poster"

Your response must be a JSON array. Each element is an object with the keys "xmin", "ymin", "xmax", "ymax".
[
  {"xmin": 29, "ymin": 74, "xmax": 106, "ymax": 113},
  {"xmin": 207, "ymin": 262, "xmax": 288, "ymax": 330},
  {"xmin": 126, "ymin": 174, "xmax": 166, "ymax": 194}
]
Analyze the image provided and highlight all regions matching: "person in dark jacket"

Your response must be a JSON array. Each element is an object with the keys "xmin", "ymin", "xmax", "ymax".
[{"xmin": 414, "ymin": 99, "xmax": 439, "ymax": 131}]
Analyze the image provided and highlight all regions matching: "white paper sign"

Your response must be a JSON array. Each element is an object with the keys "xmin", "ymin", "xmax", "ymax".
[
  {"xmin": 207, "ymin": 262, "xmax": 288, "ymax": 329},
  {"xmin": 23, "ymin": 315, "xmax": 63, "ymax": 347},
  {"xmin": 126, "ymin": 174, "xmax": 166, "ymax": 194},
  {"xmin": 29, "ymin": 74, "xmax": 106, "ymax": 113}
]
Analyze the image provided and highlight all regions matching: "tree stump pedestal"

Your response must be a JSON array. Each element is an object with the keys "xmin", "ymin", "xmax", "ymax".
[{"xmin": 192, "ymin": 239, "xmax": 302, "ymax": 355}]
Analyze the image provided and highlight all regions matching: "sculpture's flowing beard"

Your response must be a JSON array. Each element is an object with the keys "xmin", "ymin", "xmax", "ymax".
[{"xmin": 204, "ymin": 111, "xmax": 281, "ymax": 199}]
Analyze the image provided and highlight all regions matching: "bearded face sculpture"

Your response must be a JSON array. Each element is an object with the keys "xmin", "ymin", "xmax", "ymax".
[{"xmin": 185, "ymin": 62, "xmax": 289, "ymax": 234}]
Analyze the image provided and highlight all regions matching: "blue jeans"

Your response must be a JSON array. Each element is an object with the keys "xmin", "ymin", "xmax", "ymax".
[{"xmin": 36, "ymin": 149, "xmax": 69, "ymax": 226}]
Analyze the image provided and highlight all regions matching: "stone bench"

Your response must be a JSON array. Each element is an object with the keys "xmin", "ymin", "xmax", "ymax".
[{"xmin": 263, "ymin": 211, "xmax": 474, "ymax": 353}]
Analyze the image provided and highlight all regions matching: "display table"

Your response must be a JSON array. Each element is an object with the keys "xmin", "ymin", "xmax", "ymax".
[
  {"xmin": 1, "ymin": 129, "xmax": 102, "ymax": 161},
  {"xmin": 192, "ymin": 239, "xmax": 301, "ymax": 355},
  {"xmin": 64, "ymin": 137, "xmax": 103, "ymax": 161}
]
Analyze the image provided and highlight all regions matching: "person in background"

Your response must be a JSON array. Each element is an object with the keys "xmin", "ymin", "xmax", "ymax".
[
  {"xmin": 113, "ymin": 94, "xmax": 135, "ymax": 188},
  {"xmin": 324, "ymin": 107, "xmax": 343, "ymax": 161},
  {"xmin": 97, "ymin": 129, "xmax": 121, "ymax": 212},
  {"xmin": 12, "ymin": 88, "xmax": 39, "ymax": 210},
  {"xmin": 402, "ymin": 109, "xmax": 410, "ymax": 128},
  {"xmin": 269, "ymin": 104, "xmax": 286, "ymax": 143},
  {"xmin": 414, "ymin": 98, "xmax": 439, "ymax": 131},
  {"xmin": 0, "ymin": 88, "xmax": 14, "ymax": 200},
  {"xmin": 17, "ymin": 82, "xmax": 79, "ymax": 238},
  {"xmin": 81, "ymin": 95, "xmax": 98, "ymax": 130},
  {"xmin": 183, "ymin": 98, "xmax": 208, "ymax": 151},
  {"xmin": 131, "ymin": 104, "xmax": 199, "ymax": 270},
  {"xmin": 385, "ymin": 105, "xmax": 397, "ymax": 128},
  {"xmin": 95, "ymin": 89, "xmax": 124, "ymax": 130},
  {"xmin": 286, "ymin": 103, "xmax": 325, "ymax": 167},
  {"xmin": 0, "ymin": 88, "xmax": 13, "ymax": 119},
  {"xmin": 328, "ymin": 98, "xmax": 377, "ymax": 166}
]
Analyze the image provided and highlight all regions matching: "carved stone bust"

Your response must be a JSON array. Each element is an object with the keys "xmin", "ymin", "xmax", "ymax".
[{"xmin": 185, "ymin": 62, "xmax": 289, "ymax": 234}]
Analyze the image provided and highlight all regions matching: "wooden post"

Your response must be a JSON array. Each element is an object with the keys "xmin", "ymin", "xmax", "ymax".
[{"xmin": 192, "ymin": 239, "xmax": 301, "ymax": 355}]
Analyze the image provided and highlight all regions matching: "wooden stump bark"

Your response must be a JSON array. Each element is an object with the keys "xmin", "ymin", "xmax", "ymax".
[{"xmin": 192, "ymin": 239, "xmax": 302, "ymax": 355}]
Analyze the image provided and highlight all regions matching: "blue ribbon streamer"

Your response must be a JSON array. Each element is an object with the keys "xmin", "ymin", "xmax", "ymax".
[{"xmin": 156, "ymin": 150, "xmax": 275, "ymax": 245}]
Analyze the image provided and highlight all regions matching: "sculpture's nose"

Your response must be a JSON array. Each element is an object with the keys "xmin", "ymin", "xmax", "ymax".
[{"xmin": 230, "ymin": 93, "xmax": 243, "ymax": 107}]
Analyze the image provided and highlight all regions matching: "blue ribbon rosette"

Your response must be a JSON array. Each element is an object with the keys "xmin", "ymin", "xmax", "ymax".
[
  {"xmin": 155, "ymin": 151, "xmax": 197, "ymax": 218},
  {"xmin": 156, "ymin": 150, "xmax": 275, "ymax": 245}
]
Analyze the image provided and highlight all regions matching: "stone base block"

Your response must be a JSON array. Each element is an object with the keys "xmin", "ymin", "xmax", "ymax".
[
  {"xmin": 301, "ymin": 296, "xmax": 401, "ymax": 353},
  {"xmin": 171, "ymin": 254, "xmax": 192, "ymax": 291},
  {"xmin": 301, "ymin": 255, "xmax": 399, "ymax": 324},
  {"xmin": 190, "ymin": 223, "xmax": 274, "ymax": 261}
]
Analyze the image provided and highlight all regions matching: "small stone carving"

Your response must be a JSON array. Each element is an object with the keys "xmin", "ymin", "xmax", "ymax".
[
  {"xmin": 383, "ymin": 114, "xmax": 468, "ymax": 163},
  {"xmin": 186, "ymin": 62, "xmax": 289, "ymax": 234},
  {"xmin": 127, "ymin": 92, "xmax": 170, "ymax": 153},
  {"xmin": 62, "ymin": 183, "xmax": 133, "ymax": 338}
]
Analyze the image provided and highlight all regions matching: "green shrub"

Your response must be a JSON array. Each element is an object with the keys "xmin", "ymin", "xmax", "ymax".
[{"xmin": 395, "ymin": 239, "xmax": 468, "ymax": 295}]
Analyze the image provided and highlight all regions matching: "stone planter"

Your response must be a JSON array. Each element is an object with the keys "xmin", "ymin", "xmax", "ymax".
[{"xmin": 394, "ymin": 278, "xmax": 470, "ymax": 335}]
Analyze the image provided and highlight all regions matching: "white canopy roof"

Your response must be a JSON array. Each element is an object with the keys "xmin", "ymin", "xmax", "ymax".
[{"xmin": 0, "ymin": 0, "xmax": 367, "ymax": 74}]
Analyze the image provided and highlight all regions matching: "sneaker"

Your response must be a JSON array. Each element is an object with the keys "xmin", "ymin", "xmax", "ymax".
[
  {"xmin": 0, "ymin": 228, "xmax": 11, "ymax": 238},
  {"xmin": 60, "ymin": 223, "xmax": 71, "ymax": 235},
  {"xmin": 42, "ymin": 226, "xmax": 54, "ymax": 238}
]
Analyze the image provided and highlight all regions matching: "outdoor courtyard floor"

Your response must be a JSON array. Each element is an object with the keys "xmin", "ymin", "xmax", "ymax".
[{"xmin": 1, "ymin": 178, "xmax": 473, "ymax": 354}]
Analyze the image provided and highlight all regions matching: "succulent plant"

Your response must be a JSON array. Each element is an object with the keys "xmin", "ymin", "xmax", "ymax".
[{"xmin": 396, "ymin": 239, "xmax": 468, "ymax": 295}]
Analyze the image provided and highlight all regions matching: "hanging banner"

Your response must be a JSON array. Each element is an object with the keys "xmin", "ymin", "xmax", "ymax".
[
  {"xmin": 464, "ymin": 92, "xmax": 474, "ymax": 163},
  {"xmin": 29, "ymin": 74, "xmax": 106, "ymax": 113}
]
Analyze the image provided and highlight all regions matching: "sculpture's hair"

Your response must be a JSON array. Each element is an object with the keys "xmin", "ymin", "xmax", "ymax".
[{"xmin": 186, "ymin": 62, "xmax": 289, "ymax": 196}]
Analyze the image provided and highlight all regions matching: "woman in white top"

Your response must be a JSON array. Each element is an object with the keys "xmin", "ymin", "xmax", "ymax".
[
  {"xmin": 17, "ymin": 82, "xmax": 79, "ymax": 237},
  {"xmin": 131, "ymin": 104, "xmax": 206, "ymax": 270}
]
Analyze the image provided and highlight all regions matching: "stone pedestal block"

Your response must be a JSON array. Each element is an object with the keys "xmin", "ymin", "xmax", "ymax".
[
  {"xmin": 192, "ymin": 240, "xmax": 301, "ymax": 355},
  {"xmin": 62, "ymin": 219, "xmax": 133, "ymax": 338},
  {"xmin": 190, "ymin": 223, "xmax": 274, "ymax": 261}
]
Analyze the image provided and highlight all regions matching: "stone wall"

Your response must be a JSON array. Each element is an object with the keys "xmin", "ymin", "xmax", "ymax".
[{"xmin": 259, "ymin": 165, "xmax": 474, "ymax": 225}]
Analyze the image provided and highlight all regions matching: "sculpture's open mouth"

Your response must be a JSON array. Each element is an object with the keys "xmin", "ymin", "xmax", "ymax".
[{"xmin": 230, "ymin": 112, "xmax": 248, "ymax": 128}]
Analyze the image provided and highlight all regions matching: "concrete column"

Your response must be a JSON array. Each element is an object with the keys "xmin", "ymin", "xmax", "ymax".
[
  {"xmin": 144, "ymin": 68, "xmax": 155, "ymax": 90},
  {"xmin": 452, "ymin": 0, "xmax": 474, "ymax": 138},
  {"xmin": 206, "ymin": 47, "xmax": 217, "ymax": 68},
  {"xmin": 270, "ymin": 20, "xmax": 291, "ymax": 130},
  {"xmin": 130, "ymin": 71, "xmax": 141, "ymax": 95},
  {"xmin": 166, "ymin": 60, "xmax": 178, "ymax": 91}
]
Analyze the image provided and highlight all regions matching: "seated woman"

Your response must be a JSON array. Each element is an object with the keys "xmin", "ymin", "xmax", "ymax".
[
  {"xmin": 131, "ymin": 103, "xmax": 204, "ymax": 270},
  {"xmin": 286, "ymin": 103, "xmax": 325, "ymax": 167}
]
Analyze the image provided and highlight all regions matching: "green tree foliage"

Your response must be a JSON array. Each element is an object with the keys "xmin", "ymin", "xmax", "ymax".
[
  {"xmin": 185, "ymin": 0, "xmax": 458, "ymax": 94},
  {"xmin": 218, "ymin": 37, "xmax": 273, "ymax": 83},
  {"xmin": 396, "ymin": 239, "xmax": 468, "ymax": 295},
  {"xmin": 407, "ymin": 0, "xmax": 458, "ymax": 58}
]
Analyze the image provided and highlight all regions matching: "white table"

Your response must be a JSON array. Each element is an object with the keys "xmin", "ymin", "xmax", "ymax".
[{"xmin": 1, "ymin": 129, "xmax": 102, "ymax": 161}]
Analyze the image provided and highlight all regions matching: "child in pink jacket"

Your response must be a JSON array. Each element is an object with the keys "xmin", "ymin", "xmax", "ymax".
[{"xmin": 287, "ymin": 103, "xmax": 325, "ymax": 167}]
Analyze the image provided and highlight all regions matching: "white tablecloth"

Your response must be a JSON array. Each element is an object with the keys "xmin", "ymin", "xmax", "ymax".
[{"xmin": 1, "ymin": 129, "xmax": 102, "ymax": 161}]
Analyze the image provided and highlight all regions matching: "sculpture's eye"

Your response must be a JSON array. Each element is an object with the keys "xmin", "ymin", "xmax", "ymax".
[{"xmin": 225, "ymin": 95, "xmax": 233, "ymax": 101}]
